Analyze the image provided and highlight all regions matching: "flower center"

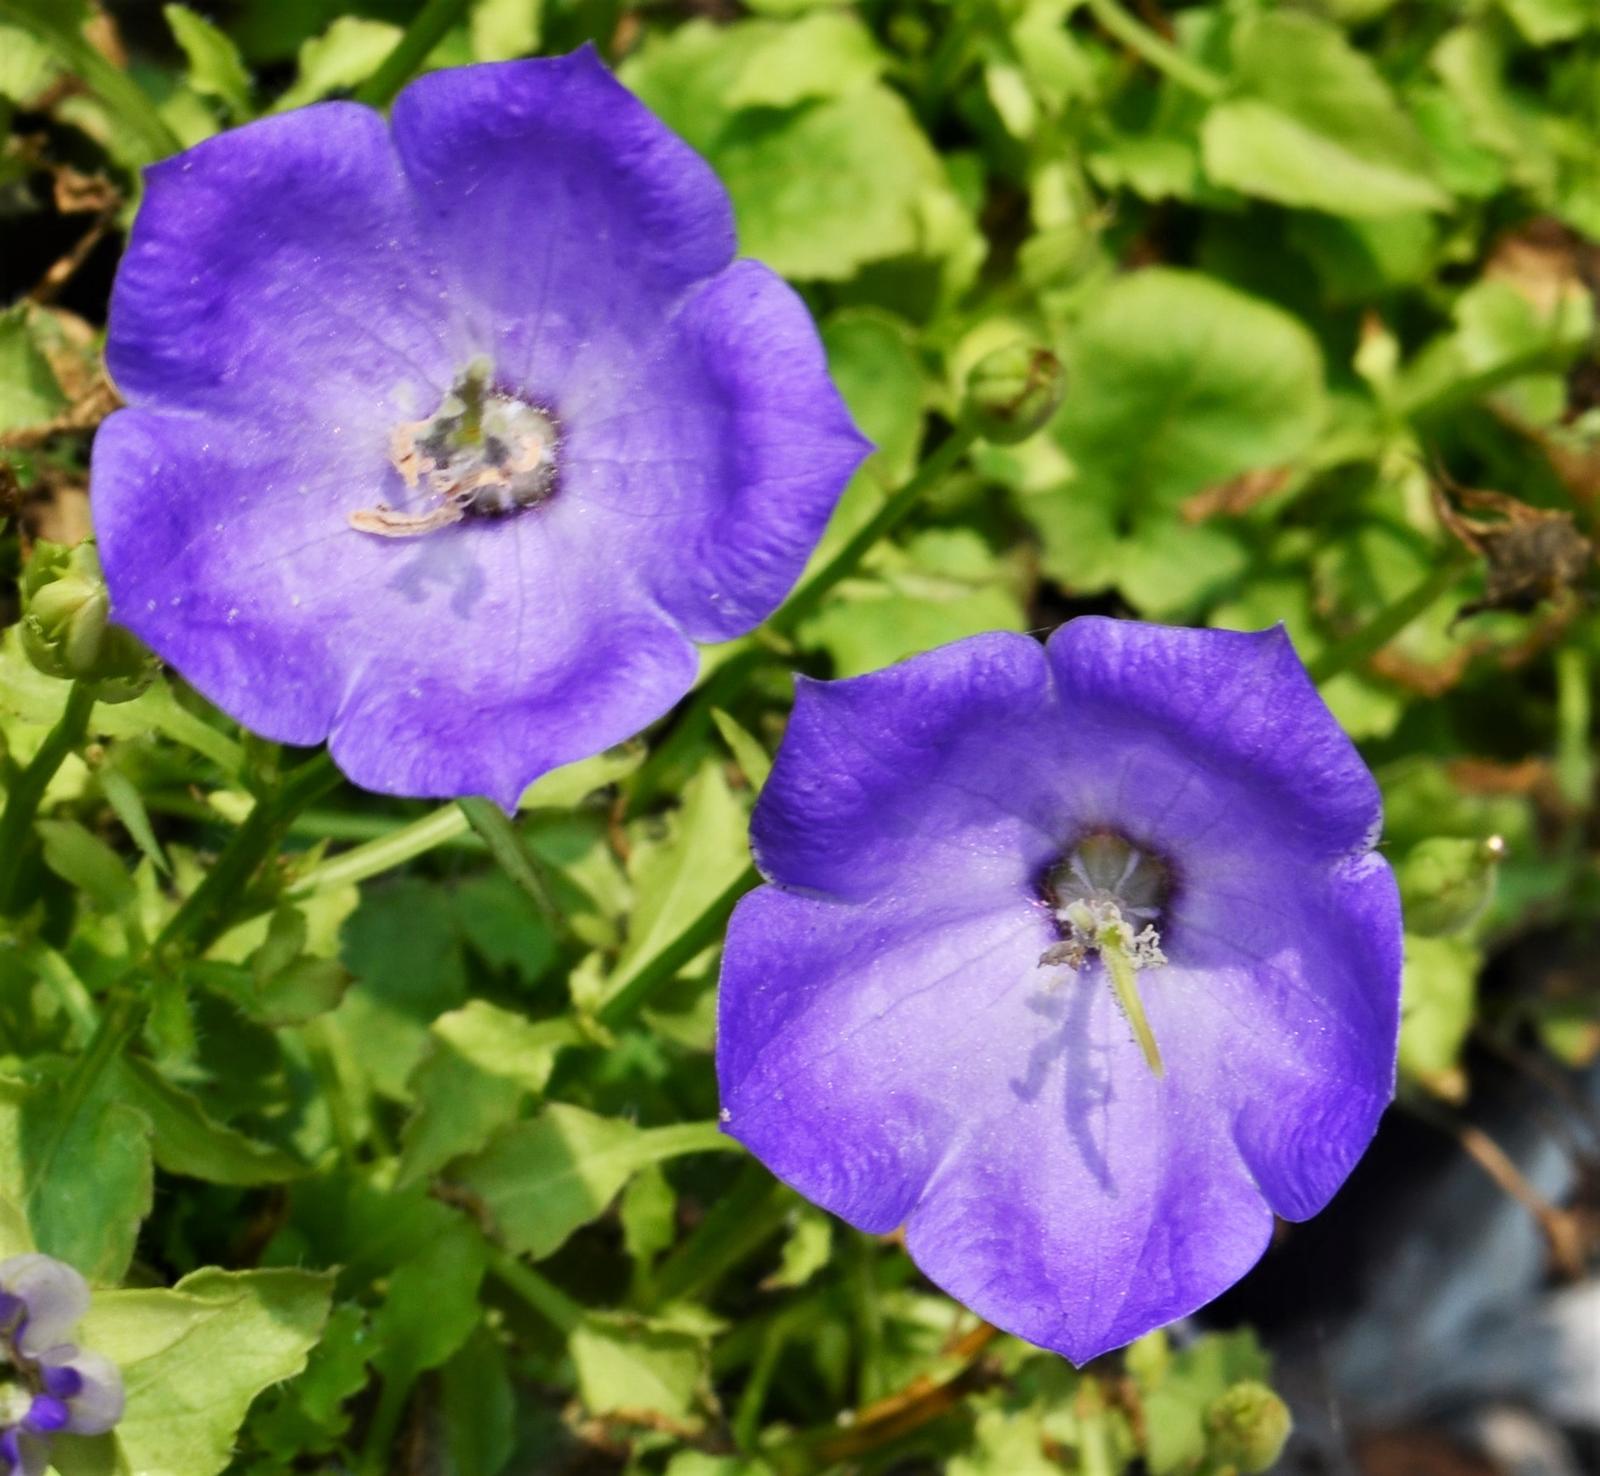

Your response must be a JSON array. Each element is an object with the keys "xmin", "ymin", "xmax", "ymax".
[
  {"xmin": 350, "ymin": 361, "xmax": 559, "ymax": 538},
  {"xmin": 1040, "ymin": 832, "xmax": 1170, "ymax": 1078}
]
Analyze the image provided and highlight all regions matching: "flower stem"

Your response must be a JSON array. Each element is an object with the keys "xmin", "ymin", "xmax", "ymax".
[
  {"xmin": 156, "ymin": 751, "xmax": 342, "ymax": 960},
  {"xmin": 353, "ymin": 0, "xmax": 472, "ymax": 108},
  {"xmin": 1306, "ymin": 551, "xmax": 1474, "ymax": 685},
  {"xmin": 0, "ymin": 682, "xmax": 95, "ymax": 915},
  {"xmin": 1082, "ymin": 0, "xmax": 1226, "ymax": 100},
  {"xmin": 1102, "ymin": 940, "xmax": 1164, "ymax": 1078},
  {"xmin": 0, "ymin": 0, "xmax": 182, "ymax": 162},
  {"xmin": 286, "ymin": 804, "xmax": 474, "ymax": 898},
  {"xmin": 457, "ymin": 797, "xmax": 561, "ymax": 928},
  {"xmin": 646, "ymin": 1164, "xmax": 792, "ymax": 1310},
  {"xmin": 489, "ymin": 1247, "xmax": 583, "ymax": 1335},
  {"xmin": 597, "ymin": 862, "xmax": 759, "ymax": 1030},
  {"xmin": 768, "ymin": 424, "xmax": 981, "ymax": 638}
]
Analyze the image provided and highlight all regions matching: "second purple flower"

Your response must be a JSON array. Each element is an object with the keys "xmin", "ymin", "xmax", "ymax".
[
  {"xmin": 92, "ymin": 49, "xmax": 868, "ymax": 806},
  {"xmin": 718, "ymin": 620, "xmax": 1402, "ymax": 1364}
]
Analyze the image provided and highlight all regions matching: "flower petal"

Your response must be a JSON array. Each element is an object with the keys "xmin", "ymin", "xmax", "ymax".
[
  {"xmin": 749, "ymin": 632, "xmax": 1065, "ymax": 904},
  {"xmin": 0, "ymin": 1256, "xmax": 88, "ymax": 1356},
  {"xmin": 389, "ymin": 49, "xmax": 735, "ymax": 402},
  {"xmin": 562, "ymin": 261, "xmax": 869, "ymax": 641},
  {"xmin": 1045, "ymin": 619, "xmax": 1383, "ymax": 861},
  {"xmin": 54, "ymin": 1351, "xmax": 124, "ymax": 1436},
  {"xmin": 106, "ymin": 102, "xmax": 452, "ymax": 427},
  {"xmin": 717, "ymin": 886, "xmax": 1275, "ymax": 1363}
]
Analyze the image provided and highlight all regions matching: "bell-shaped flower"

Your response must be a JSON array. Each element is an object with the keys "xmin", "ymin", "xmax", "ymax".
[
  {"xmin": 718, "ymin": 620, "xmax": 1401, "ymax": 1363},
  {"xmin": 92, "ymin": 49, "xmax": 867, "ymax": 806}
]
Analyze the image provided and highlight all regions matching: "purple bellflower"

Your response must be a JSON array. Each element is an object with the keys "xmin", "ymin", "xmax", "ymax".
[
  {"xmin": 717, "ymin": 620, "xmax": 1401, "ymax": 1364},
  {"xmin": 0, "ymin": 1255, "xmax": 123, "ymax": 1475},
  {"xmin": 91, "ymin": 50, "xmax": 867, "ymax": 807}
]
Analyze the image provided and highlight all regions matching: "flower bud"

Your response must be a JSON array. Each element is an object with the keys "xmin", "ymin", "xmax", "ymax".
[
  {"xmin": 20, "ymin": 541, "xmax": 156, "ymax": 703},
  {"xmin": 1398, "ymin": 835, "xmax": 1503, "ymax": 937},
  {"xmin": 965, "ymin": 342, "xmax": 1065, "ymax": 444},
  {"xmin": 1205, "ymin": 1380, "xmax": 1291, "ymax": 1473}
]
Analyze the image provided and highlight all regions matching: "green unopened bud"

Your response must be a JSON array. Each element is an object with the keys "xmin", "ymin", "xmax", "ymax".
[
  {"xmin": 1205, "ymin": 1381, "xmax": 1291, "ymax": 1474},
  {"xmin": 20, "ymin": 540, "xmax": 156, "ymax": 703},
  {"xmin": 1398, "ymin": 835, "xmax": 1504, "ymax": 937},
  {"xmin": 966, "ymin": 342, "xmax": 1064, "ymax": 444}
]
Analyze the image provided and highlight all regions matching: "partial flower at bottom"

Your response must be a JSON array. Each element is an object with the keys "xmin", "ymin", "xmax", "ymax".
[
  {"xmin": 91, "ymin": 49, "xmax": 867, "ymax": 807},
  {"xmin": 717, "ymin": 620, "xmax": 1402, "ymax": 1364},
  {"xmin": 0, "ymin": 1255, "xmax": 124, "ymax": 1476}
]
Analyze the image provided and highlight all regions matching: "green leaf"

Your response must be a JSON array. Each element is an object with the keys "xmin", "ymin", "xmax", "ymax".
[
  {"xmin": 274, "ymin": 16, "xmax": 402, "ymax": 110},
  {"xmin": 570, "ymin": 1311, "xmax": 709, "ymax": 1430},
  {"xmin": 0, "ymin": 306, "xmax": 66, "ymax": 433},
  {"xmin": 111, "ymin": 1056, "xmax": 304, "ymax": 1186},
  {"xmin": 1202, "ymin": 12, "xmax": 1449, "ymax": 215},
  {"xmin": 372, "ymin": 1219, "xmax": 487, "ymax": 1383},
  {"xmin": 467, "ymin": 0, "xmax": 541, "ymax": 62},
  {"xmin": 1398, "ymin": 933, "xmax": 1480, "ymax": 1091},
  {"xmin": 717, "ymin": 88, "xmax": 961, "ymax": 281},
  {"xmin": 762, "ymin": 1207, "xmax": 833, "ymax": 1291},
  {"xmin": 439, "ymin": 1327, "xmax": 515, "ymax": 1476},
  {"xmin": 454, "ymin": 1104, "xmax": 732, "ymax": 1260},
  {"xmin": 334, "ymin": 879, "xmax": 468, "ymax": 1099},
  {"xmin": 163, "ymin": 4, "xmax": 252, "ymax": 120},
  {"xmin": 0, "ymin": 1069, "xmax": 152, "ymax": 1283},
  {"xmin": 36, "ymin": 819, "xmax": 136, "ymax": 913},
  {"xmin": 710, "ymin": 708, "xmax": 772, "ymax": 791},
  {"xmin": 603, "ymin": 762, "xmax": 749, "ymax": 1009},
  {"xmin": 724, "ymin": 11, "xmax": 884, "ymax": 110},
  {"xmin": 247, "ymin": 1302, "xmax": 371, "ymax": 1459},
  {"xmin": 55, "ymin": 1268, "xmax": 333, "ymax": 1476},
  {"xmin": 1024, "ymin": 270, "xmax": 1323, "ymax": 607},
  {"xmin": 0, "ymin": 21, "xmax": 59, "ymax": 104},
  {"xmin": 396, "ymin": 1003, "xmax": 581, "ymax": 1187}
]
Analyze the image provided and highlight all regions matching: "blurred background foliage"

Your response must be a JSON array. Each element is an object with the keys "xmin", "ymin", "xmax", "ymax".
[{"xmin": 0, "ymin": 0, "xmax": 1597, "ymax": 1473}]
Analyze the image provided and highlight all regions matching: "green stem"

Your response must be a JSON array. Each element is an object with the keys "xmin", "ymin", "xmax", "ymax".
[
  {"xmin": 1307, "ymin": 551, "xmax": 1474, "ymax": 685},
  {"xmin": 156, "ymin": 751, "xmax": 342, "ymax": 959},
  {"xmin": 489, "ymin": 1247, "xmax": 583, "ymax": 1335},
  {"xmin": 286, "ymin": 804, "xmax": 474, "ymax": 897},
  {"xmin": 1102, "ymin": 940, "xmax": 1163, "ymax": 1079},
  {"xmin": 648, "ymin": 1165, "xmax": 791, "ymax": 1309},
  {"xmin": 0, "ymin": 683, "xmax": 95, "ymax": 914},
  {"xmin": 597, "ymin": 862, "xmax": 758, "ymax": 1030},
  {"xmin": 768, "ymin": 425, "xmax": 980, "ymax": 638},
  {"xmin": 357, "ymin": 1372, "xmax": 411, "ymax": 1476},
  {"xmin": 458, "ymin": 797, "xmax": 560, "ymax": 928},
  {"xmin": 0, "ymin": 0, "xmax": 182, "ymax": 162},
  {"xmin": 1083, "ymin": 0, "xmax": 1226, "ymax": 99},
  {"xmin": 352, "ymin": 0, "xmax": 472, "ymax": 108}
]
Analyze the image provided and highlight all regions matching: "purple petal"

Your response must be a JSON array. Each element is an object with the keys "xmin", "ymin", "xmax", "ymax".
[
  {"xmin": 39, "ymin": 1366, "xmax": 81, "ymax": 1400},
  {"xmin": 0, "ymin": 1256, "xmax": 87, "ymax": 1356},
  {"xmin": 106, "ymin": 101, "xmax": 452, "ymax": 424},
  {"xmin": 1044, "ymin": 619, "xmax": 1382, "ymax": 861},
  {"xmin": 388, "ymin": 48, "xmax": 735, "ymax": 400},
  {"xmin": 719, "ymin": 621, "xmax": 1401, "ymax": 1362},
  {"xmin": 751, "ymin": 632, "xmax": 1065, "ymax": 904},
  {"xmin": 22, "ymin": 1398, "xmax": 68, "ymax": 1435},
  {"xmin": 562, "ymin": 261, "xmax": 869, "ymax": 641},
  {"xmin": 54, "ymin": 1351, "xmax": 123, "ymax": 1436}
]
